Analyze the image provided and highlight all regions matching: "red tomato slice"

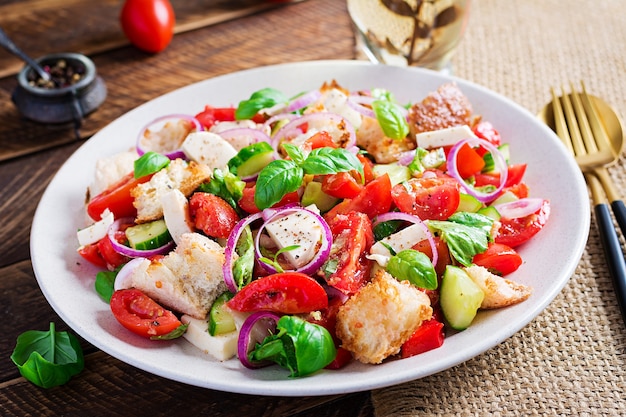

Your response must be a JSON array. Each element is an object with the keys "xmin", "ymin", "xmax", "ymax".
[
  {"xmin": 77, "ymin": 243, "xmax": 108, "ymax": 269},
  {"xmin": 227, "ymin": 272, "xmax": 328, "ymax": 314},
  {"xmin": 472, "ymin": 120, "xmax": 501, "ymax": 147},
  {"xmin": 411, "ymin": 236, "xmax": 451, "ymax": 277},
  {"xmin": 504, "ymin": 182, "xmax": 529, "ymax": 199},
  {"xmin": 322, "ymin": 211, "xmax": 374, "ymax": 295},
  {"xmin": 473, "ymin": 242, "xmax": 523, "ymax": 276},
  {"xmin": 400, "ymin": 319, "xmax": 445, "ymax": 358},
  {"xmin": 474, "ymin": 163, "xmax": 527, "ymax": 188},
  {"xmin": 304, "ymin": 131, "xmax": 337, "ymax": 149},
  {"xmin": 495, "ymin": 199, "xmax": 550, "ymax": 248},
  {"xmin": 325, "ymin": 347, "xmax": 353, "ymax": 370},
  {"xmin": 357, "ymin": 154, "xmax": 376, "ymax": 183},
  {"xmin": 110, "ymin": 289, "xmax": 183, "ymax": 338},
  {"xmin": 391, "ymin": 176, "xmax": 460, "ymax": 221},
  {"xmin": 97, "ymin": 232, "xmax": 131, "ymax": 270},
  {"xmin": 87, "ymin": 172, "xmax": 151, "ymax": 221},
  {"xmin": 455, "ymin": 143, "xmax": 486, "ymax": 178},
  {"xmin": 120, "ymin": 0, "xmax": 175, "ymax": 53},
  {"xmin": 194, "ymin": 106, "xmax": 236, "ymax": 130},
  {"xmin": 322, "ymin": 171, "xmax": 363, "ymax": 199},
  {"xmin": 189, "ymin": 193, "xmax": 239, "ymax": 239},
  {"xmin": 238, "ymin": 184, "xmax": 300, "ymax": 214},
  {"xmin": 325, "ymin": 173, "xmax": 392, "ymax": 220}
]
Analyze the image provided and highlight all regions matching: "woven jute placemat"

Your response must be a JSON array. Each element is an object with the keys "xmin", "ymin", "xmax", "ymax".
[{"xmin": 371, "ymin": 0, "xmax": 626, "ymax": 415}]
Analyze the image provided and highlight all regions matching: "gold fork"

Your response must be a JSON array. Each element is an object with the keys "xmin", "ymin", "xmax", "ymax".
[{"xmin": 551, "ymin": 82, "xmax": 626, "ymax": 322}]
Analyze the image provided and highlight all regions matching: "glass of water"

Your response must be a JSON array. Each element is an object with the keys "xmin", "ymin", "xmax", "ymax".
[{"xmin": 347, "ymin": 0, "xmax": 470, "ymax": 72}]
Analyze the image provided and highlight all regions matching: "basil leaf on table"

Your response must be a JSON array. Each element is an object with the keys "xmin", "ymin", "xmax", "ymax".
[
  {"xmin": 386, "ymin": 249, "xmax": 438, "ymax": 290},
  {"xmin": 371, "ymin": 99, "xmax": 409, "ymax": 140},
  {"xmin": 235, "ymin": 87, "xmax": 288, "ymax": 120},
  {"xmin": 249, "ymin": 315, "xmax": 336, "ymax": 377},
  {"xmin": 11, "ymin": 322, "xmax": 84, "ymax": 388},
  {"xmin": 133, "ymin": 151, "xmax": 170, "ymax": 178}
]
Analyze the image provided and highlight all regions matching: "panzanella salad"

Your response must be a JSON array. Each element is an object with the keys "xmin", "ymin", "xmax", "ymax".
[{"xmin": 77, "ymin": 81, "xmax": 550, "ymax": 377}]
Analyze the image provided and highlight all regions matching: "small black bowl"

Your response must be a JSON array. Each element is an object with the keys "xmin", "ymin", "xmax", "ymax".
[{"xmin": 12, "ymin": 52, "xmax": 107, "ymax": 126}]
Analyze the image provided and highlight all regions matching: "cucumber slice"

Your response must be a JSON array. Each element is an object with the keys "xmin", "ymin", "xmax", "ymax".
[
  {"xmin": 301, "ymin": 181, "xmax": 339, "ymax": 212},
  {"xmin": 477, "ymin": 205, "xmax": 501, "ymax": 221},
  {"xmin": 482, "ymin": 144, "xmax": 510, "ymax": 174},
  {"xmin": 456, "ymin": 193, "xmax": 483, "ymax": 213},
  {"xmin": 228, "ymin": 142, "xmax": 275, "ymax": 177},
  {"xmin": 440, "ymin": 265, "xmax": 484, "ymax": 330},
  {"xmin": 490, "ymin": 190, "xmax": 519, "ymax": 206},
  {"xmin": 372, "ymin": 163, "xmax": 411, "ymax": 186},
  {"xmin": 208, "ymin": 292, "xmax": 236, "ymax": 336},
  {"xmin": 125, "ymin": 219, "xmax": 172, "ymax": 250}
]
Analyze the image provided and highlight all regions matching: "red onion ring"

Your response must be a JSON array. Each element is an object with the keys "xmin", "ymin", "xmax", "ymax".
[
  {"xmin": 397, "ymin": 149, "xmax": 417, "ymax": 166},
  {"xmin": 136, "ymin": 114, "xmax": 203, "ymax": 159},
  {"xmin": 285, "ymin": 90, "xmax": 322, "ymax": 113},
  {"xmin": 262, "ymin": 113, "xmax": 299, "ymax": 133},
  {"xmin": 494, "ymin": 197, "xmax": 544, "ymax": 219},
  {"xmin": 107, "ymin": 218, "xmax": 175, "ymax": 258},
  {"xmin": 114, "ymin": 257, "xmax": 146, "ymax": 291},
  {"xmin": 447, "ymin": 138, "xmax": 508, "ymax": 203},
  {"xmin": 347, "ymin": 94, "xmax": 376, "ymax": 119},
  {"xmin": 217, "ymin": 127, "xmax": 271, "ymax": 150},
  {"xmin": 237, "ymin": 311, "xmax": 281, "ymax": 369},
  {"xmin": 272, "ymin": 112, "xmax": 357, "ymax": 152},
  {"xmin": 254, "ymin": 205, "xmax": 333, "ymax": 275},
  {"xmin": 223, "ymin": 212, "xmax": 264, "ymax": 293},
  {"xmin": 373, "ymin": 211, "xmax": 439, "ymax": 267}
]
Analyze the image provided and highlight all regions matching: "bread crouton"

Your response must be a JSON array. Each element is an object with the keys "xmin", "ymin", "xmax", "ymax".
[
  {"xmin": 355, "ymin": 116, "xmax": 416, "ymax": 164},
  {"xmin": 131, "ymin": 159, "xmax": 212, "ymax": 223},
  {"xmin": 89, "ymin": 149, "xmax": 138, "ymax": 198},
  {"xmin": 408, "ymin": 82, "xmax": 474, "ymax": 136},
  {"xmin": 129, "ymin": 232, "xmax": 227, "ymax": 319},
  {"xmin": 335, "ymin": 270, "xmax": 432, "ymax": 364},
  {"xmin": 464, "ymin": 265, "xmax": 532, "ymax": 309},
  {"xmin": 139, "ymin": 118, "xmax": 195, "ymax": 154}
]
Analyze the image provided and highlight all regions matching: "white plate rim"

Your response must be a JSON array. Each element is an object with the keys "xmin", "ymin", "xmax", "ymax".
[{"xmin": 30, "ymin": 60, "xmax": 590, "ymax": 396}]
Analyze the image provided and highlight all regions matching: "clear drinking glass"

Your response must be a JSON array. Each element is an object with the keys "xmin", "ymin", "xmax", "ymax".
[{"xmin": 347, "ymin": 0, "xmax": 470, "ymax": 72}]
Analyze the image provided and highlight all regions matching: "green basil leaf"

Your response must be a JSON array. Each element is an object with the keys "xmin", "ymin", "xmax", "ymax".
[
  {"xmin": 386, "ymin": 249, "xmax": 438, "ymax": 290},
  {"xmin": 371, "ymin": 99, "xmax": 409, "ymax": 140},
  {"xmin": 428, "ymin": 213, "xmax": 494, "ymax": 267},
  {"xmin": 254, "ymin": 159, "xmax": 303, "ymax": 210},
  {"xmin": 11, "ymin": 322, "xmax": 84, "ymax": 388},
  {"xmin": 95, "ymin": 269, "xmax": 117, "ymax": 303},
  {"xmin": 373, "ymin": 219, "xmax": 403, "ymax": 241},
  {"xmin": 282, "ymin": 142, "xmax": 306, "ymax": 166},
  {"xmin": 250, "ymin": 316, "xmax": 336, "ymax": 377},
  {"xmin": 133, "ymin": 151, "xmax": 170, "ymax": 178},
  {"xmin": 302, "ymin": 147, "xmax": 364, "ymax": 180},
  {"xmin": 235, "ymin": 88, "xmax": 288, "ymax": 120},
  {"xmin": 150, "ymin": 323, "xmax": 189, "ymax": 340},
  {"xmin": 198, "ymin": 168, "xmax": 246, "ymax": 210}
]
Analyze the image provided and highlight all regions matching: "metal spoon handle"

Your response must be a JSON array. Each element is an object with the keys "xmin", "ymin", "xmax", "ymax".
[{"xmin": 0, "ymin": 26, "xmax": 49, "ymax": 81}]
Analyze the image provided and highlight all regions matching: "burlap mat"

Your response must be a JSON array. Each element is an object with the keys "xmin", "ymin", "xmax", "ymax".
[{"xmin": 370, "ymin": 0, "xmax": 626, "ymax": 415}]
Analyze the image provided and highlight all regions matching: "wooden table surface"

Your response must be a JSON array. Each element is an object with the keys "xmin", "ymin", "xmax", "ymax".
[{"xmin": 0, "ymin": 1, "xmax": 374, "ymax": 415}]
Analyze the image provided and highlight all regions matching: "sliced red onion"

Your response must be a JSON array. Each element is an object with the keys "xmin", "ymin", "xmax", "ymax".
[
  {"xmin": 237, "ymin": 311, "xmax": 281, "ymax": 369},
  {"xmin": 397, "ymin": 149, "xmax": 417, "ymax": 166},
  {"xmin": 107, "ymin": 218, "xmax": 175, "ymax": 258},
  {"xmin": 262, "ymin": 113, "xmax": 299, "ymax": 132},
  {"xmin": 347, "ymin": 94, "xmax": 376, "ymax": 119},
  {"xmin": 494, "ymin": 197, "xmax": 544, "ymax": 219},
  {"xmin": 373, "ymin": 211, "xmax": 439, "ymax": 267},
  {"xmin": 217, "ymin": 127, "xmax": 271, "ymax": 150},
  {"xmin": 114, "ymin": 257, "xmax": 146, "ymax": 291},
  {"xmin": 285, "ymin": 90, "xmax": 322, "ymax": 113},
  {"xmin": 272, "ymin": 112, "xmax": 357, "ymax": 151},
  {"xmin": 136, "ymin": 114, "xmax": 203, "ymax": 159},
  {"xmin": 223, "ymin": 212, "xmax": 264, "ymax": 293},
  {"xmin": 447, "ymin": 138, "xmax": 508, "ymax": 203},
  {"xmin": 254, "ymin": 205, "xmax": 333, "ymax": 275}
]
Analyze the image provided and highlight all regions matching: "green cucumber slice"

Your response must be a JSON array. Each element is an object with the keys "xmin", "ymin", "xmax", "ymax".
[
  {"xmin": 125, "ymin": 219, "xmax": 172, "ymax": 250},
  {"xmin": 228, "ymin": 142, "xmax": 275, "ymax": 178},
  {"xmin": 208, "ymin": 292, "xmax": 236, "ymax": 336},
  {"xmin": 477, "ymin": 205, "xmax": 501, "ymax": 221},
  {"xmin": 490, "ymin": 190, "xmax": 519, "ymax": 206},
  {"xmin": 301, "ymin": 181, "xmax": 339, "ymax": 212},
  {"xmin": 440, "ymin": 265, "xmax": 484, "ymax": 330},
  {"xmin": 372, "ymin": 163, "xmax": 411, "ymax": 186},
  {"xmin": 456, "ymin": 193, "xmax": 483, "ymax": 213}
]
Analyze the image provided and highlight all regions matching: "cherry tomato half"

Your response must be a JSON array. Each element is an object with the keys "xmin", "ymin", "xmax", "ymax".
[
  {"xmin": 472, "ymin": 242, "xmax": 523, "ymax": 276},
  {"xmin": 87, "ymin": 172, "xmax": 151, "ymax": 221},
  {"xmin": 120, "ymin": 0, "xmax": 175, "ymax": 53},
  {"xmin": 226, "ymin": 272, "xmax": 329, "ymax": 314},
  {"xmin": 189, "ymin": 192, "xmax": 239, "ymax": 239},
  {"xmin": 495, "ymin": 199, "xmax": 550, "ymax": 248},
  {"xmin": 322, "ymin": 171, "xmax": 363, "ymax": 199},
  {"xmin": 325, "ymin": 173, "xmax": 392, "ymax": 220},
  {"xmin": 391, "ymin": 176, "xmax": 460, "ymax": 221},
  {"xmin": 110, "ymin": 289, "xmax": 183, "ymax": 338},
  {"xmin": 237, "ymin": 184, "xmax": 300, "ymax": 214},
  {"xmin": 455, "ymin": 143, "xmax": 486, "ymax": 178}
]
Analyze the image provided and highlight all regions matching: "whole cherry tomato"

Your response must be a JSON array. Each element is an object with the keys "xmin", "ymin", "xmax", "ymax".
[{"xmin": 120, "ymin": 0, "xmax": 175, "ymax": 53}]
